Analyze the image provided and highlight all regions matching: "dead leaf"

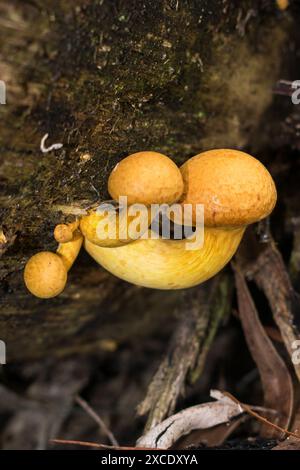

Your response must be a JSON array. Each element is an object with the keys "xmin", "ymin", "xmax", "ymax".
[
  {"xmin": 174, "ymin": 415, "xmax": 247, "ymax": 449},
  {"xmin": 248, "ymin": 243, "xmax": 300, "ymax": 382},
  {"xmin": 234, "ymin": 264, "xmax": 294, "ymax": 438},
  {"xmin": 137, "ymin": 390, "xmax": 244, "ymax": 449},
  {"xmin": 237, "ymin": 230, "xmax": 300, "ymax": 381},
  {"xmin": 273, "ymin": 405, "xmax": 300, "ymax": 450}
]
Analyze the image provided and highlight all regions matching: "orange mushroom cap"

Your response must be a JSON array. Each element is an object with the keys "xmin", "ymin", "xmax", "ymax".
[
  {"xmin": 108, "ymin": 151, "xmax": 184, "ymax": 205},
  {"xmin": 24, "ymin": 251, "xmax": 67, "ymax": 299},
  {"xmin": 180, "ymin": 149, "xmax": 277, "ymax": 227}
]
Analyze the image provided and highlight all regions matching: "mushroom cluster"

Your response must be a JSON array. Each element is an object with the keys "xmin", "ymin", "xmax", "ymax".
[{"xmin": 24, "ymin": 149, "xmax": 276, "ymax": 297}]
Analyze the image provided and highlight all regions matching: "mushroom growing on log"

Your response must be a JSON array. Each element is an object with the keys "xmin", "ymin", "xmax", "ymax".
[{"xmin": 0, "ymin": 0, "xmax": 295, "ymax": 361}]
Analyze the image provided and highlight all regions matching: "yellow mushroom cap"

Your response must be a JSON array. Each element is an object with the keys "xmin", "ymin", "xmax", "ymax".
[
  {"xmin": 108, "ymin": 151, "xmax": 184, "ymax": 205},
  {"xmin": 180, "ymin": 149, "xmax": 277, "ymax": 227},
  {"xmin": 24, "ymin": 251, "xmax": 67, "ymax": 299}
]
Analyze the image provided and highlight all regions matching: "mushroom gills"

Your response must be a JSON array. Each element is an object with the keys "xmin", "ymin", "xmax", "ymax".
[{"xmin": 84, "ymin": 227, "xmax": 245, "ymax": 289}]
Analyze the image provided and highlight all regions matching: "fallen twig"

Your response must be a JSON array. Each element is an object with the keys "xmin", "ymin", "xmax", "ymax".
[
  {"xmin": 223, "ymin": 392, "xmax": 300, "ymax": 441},
  {"xmin": 51, "ymin": 438, "xmax": 160, "ymax": 451},
  {"xmin": 76, "ymin": 395, "xmax": 118, "ymax": 446}
]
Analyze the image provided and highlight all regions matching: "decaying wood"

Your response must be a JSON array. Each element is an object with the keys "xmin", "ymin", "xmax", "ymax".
[
  {"xmin": 0, "ymin": 0, "xmax": 296, "ymax": 361},
  {"xmin": 1, "ymin": 0, "xmax": 300, "ymax": 450},
  {"xmin": 137, "ymin": 275, "xmax": 231, "ymax": 430}
]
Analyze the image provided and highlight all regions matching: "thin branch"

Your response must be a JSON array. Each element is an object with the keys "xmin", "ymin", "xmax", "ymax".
[
  {"xmin": 223, "ymin": 392, "xmax": 300, "ymax": 441},
  {"xmin": 52, "ymin": 439, "xmax": 112, "ymax": 449},
  {"xmin": 75, "ymin": 395, "xmax": 119, "ymax": 446},
  {"xmin": 51, "ymin": 438, "xmax": 160, "ymax": 451}
]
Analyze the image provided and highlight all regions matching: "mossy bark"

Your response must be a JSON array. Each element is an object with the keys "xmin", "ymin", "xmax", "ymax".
[{"xmin": 0, "ymin": 0, "xmax": 296, "ymax": 361}]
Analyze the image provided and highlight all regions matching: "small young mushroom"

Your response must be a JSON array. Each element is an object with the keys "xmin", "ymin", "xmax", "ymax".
[
  {"xmin": 108, "ymin": 151, "xmax": 184, "ymax": 205},
  {"xmin": 24, "ymin": 230, "xmax": 83, "ymax": 298},
  {"xmin": 84, "ymin": 149, "xmax": 276, "ymax": 289},
  {"xmin": 54, "ymin": 220, "xmax": 79, "ymax": 243}
]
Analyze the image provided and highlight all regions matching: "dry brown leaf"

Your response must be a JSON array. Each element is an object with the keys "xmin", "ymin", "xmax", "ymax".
[
  {"xmin": 249, "ymin": 243, "xmax": 300, "ymax": 382},
  {"xmin": 237, "ymin": 231, "xmax": 300, "ymax": 381},
  {"xmin": 234, "ymin": 264, "xmax": 294, "ymax": 438},
  {"xmin": 174, "ymin": 415, "xmax": 247, "ymax": 449},
  {"xmin": 273, "ymin": 406, "xmax": 300, "ymax": 450},
  {"xmin": 136, "ymin": 390, "xmax": 244, "ymax": 449}
]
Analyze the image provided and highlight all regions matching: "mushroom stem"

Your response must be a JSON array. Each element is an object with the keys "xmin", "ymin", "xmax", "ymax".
[
  {"xmin": 84, "ymin": 227, "xmax": 245, "ymax": 289},
  {"xmin": 56, "ymin": 230, "xmax": 83, "ymax": 271}
]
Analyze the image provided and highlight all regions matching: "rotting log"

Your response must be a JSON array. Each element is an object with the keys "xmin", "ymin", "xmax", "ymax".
[{"xmin": 0, "ymin": 0, "xmax": 297, "ymax": 361}]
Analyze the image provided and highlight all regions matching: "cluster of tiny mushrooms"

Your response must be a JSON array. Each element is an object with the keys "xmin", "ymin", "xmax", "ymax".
[{"xmin": 24, "ymin": 149, "xmax": 277, "ymax": 298}]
